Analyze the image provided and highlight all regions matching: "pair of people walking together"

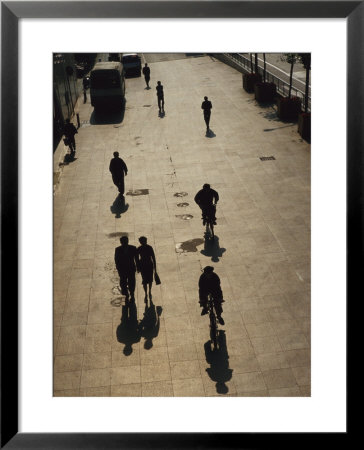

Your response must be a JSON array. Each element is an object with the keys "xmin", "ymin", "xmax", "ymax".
[{"xmin": 115, "ymin": 236, "xmax": 158, "ymax": 302}]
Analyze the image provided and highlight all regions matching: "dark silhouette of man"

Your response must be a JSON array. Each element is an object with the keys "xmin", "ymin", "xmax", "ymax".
[
  {"xmin": 201, "ymin": 96, "xmax": 212, "ymax": 131},
  {"xmin": 142, "ymin": 63, "xmax": 151, "ymax": 88},
  {"xmin": 194, "ymin": 183, "xmax": 219, "ymax": 225},
  {"xmin": 63, "ymin": 118, "xmax": 78, "ymax": 156},
  {"xmin": 156, "ymin": 81, "xmax": 164, "ymax": 112},
  {"xmin": 109, "ymin": 151, "xmax": 128, "ymax": 194},
  {"xmin": 199, "ymin": 266, "xmax": 224, "ymax": 325},
  {"xmin": 114, "ymin": 236, "xmax": 138, "ymax": 300}
]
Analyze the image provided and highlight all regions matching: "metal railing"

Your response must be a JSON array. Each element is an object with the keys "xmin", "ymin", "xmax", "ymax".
[{"xmin": 222, "ymin": 53, "xmax": 311, "ymax": 112}]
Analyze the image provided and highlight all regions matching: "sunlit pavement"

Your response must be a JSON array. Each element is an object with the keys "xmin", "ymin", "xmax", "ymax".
[{"xmin": 53, "ymin": 54, "xmax": 310, "ymax": 397}]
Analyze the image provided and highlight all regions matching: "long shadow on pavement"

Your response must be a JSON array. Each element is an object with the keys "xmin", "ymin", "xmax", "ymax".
[
  {"xmin": 204, "ymin": 330, "xmax": 233, "ymax": 394},
  {"xmin": 110, "ymin": 194, "xmax": 129, "ymax": 218},
  {"xmin": 139, "ymin": 299, "xmax": 163, "ymax": 350},
  {"xmin": 116, "ymin": 302, "xmax": 140, "ymax": 355},
  {"xmin": 200, "ymin": 235, "xmax": 226, "ymax": 262}
]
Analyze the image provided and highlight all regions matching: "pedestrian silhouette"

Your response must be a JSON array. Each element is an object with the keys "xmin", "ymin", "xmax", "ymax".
[
  {"xmin": 204, "ymin": 330, "xmax": 233, "ymax": 394},
  {"xmin": 156, "ymin": 81, "xmax": 165, "ymax": 113},
  {"xmin": 137, "ymin": 236, "xmax": 157, "ymax": 302},
  {"xmin": 201, "ymin": 96, "xmax": 212, "ymax": 132},
  {"xmin": 109, "ymin": 151, "xmax": 128, "ymax": 195},
  {"xmin": 142, "ymin": 63, "xmax": 151, "ymax": 89},
  {"xmin": 139, "ymin": 300, "xmax": 163, "ymax": 349},
  {"xmin": 114, "ymin": 236, "xmax": 138, "ymax": 301},
  {"xmin": 116, "ymin": 302, "xmax": 140, "ymax": 355},
  {"xmin": 63, "ymin": 118, "xmax": 78, "ymax": 158}
]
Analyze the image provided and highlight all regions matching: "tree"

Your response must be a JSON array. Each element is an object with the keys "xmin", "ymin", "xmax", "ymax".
[
  {"xmin": 298, "ymin": 53, "xmax": 311, "ymax": 113},
  {"xmin": 281, "ymin": 53, "xmax": 299, "ymax": 98}
]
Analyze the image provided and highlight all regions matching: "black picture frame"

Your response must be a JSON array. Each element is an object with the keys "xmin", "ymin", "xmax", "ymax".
[{"xmin": 1, "ymin": 1, "xmax": 358, "ymax": 448}]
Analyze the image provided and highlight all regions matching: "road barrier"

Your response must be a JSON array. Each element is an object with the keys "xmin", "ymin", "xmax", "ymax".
[{"xmin": 212, "ymin": 53, "xmax": 310, "ymax": 112}]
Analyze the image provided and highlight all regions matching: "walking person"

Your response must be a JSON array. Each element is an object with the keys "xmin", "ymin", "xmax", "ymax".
[
  {"xmin": 109, "ymin": 151, "xmax": 128, "ymax": 195},
  {"xmin": 137, "ymin": 236, "xmax": 157, "ymax": 302},
  {"xmin": 115, "ymin": 236, "xmax": 139, "ymax": 301},
  {"xmin": 142, "ymin": 63, "xmax": 151, "ymax": 89},
  {"xmin": 63, "ymin": 118, "xmax": 78, "ymax": 157},
  {"xmin": 201, "ymin": 96, "xmax": 212, "ymax": 132},
  {"xmin": 156, "ymin": 81, "xmax": 164, "ymax": 113},
  {"xmin": 199, "ymin": 266, "xmax": 225, "ymax": 325},
  {"xmin": 82, "ymin": 76, "xmax": 89, "ymax": 103}
]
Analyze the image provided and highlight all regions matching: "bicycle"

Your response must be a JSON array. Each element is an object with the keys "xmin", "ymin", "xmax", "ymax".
[
  {"xmin": 207, "ymin": 293, "xmax": 219, "ymax": 350},
  {"xmin": 203, "ymin": 206, "xmax": 216, "ymax": 240}
]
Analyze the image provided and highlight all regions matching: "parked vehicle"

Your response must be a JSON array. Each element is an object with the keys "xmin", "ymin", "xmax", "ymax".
[
  {"xmin": 90, "ymin": 61, "xmax": 125, "ymax": 109},
  {"xmin": 122, "ymin": 53, "xmax": 141, "ymax": 77},
  {"xmin": 108, "ymin": 53, "xmax": 121, "ymax": 62}
]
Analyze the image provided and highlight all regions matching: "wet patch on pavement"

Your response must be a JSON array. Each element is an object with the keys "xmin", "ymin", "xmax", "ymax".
[
  {"xmin": 107, "ymin": 231, "xmax": 129, "ymax": 238},
  {"xmin": 175, "ymin": 214, "xmax": 193, "ymax": 220},
  {"xmin": 104, "ymin": 261, "xmax": 114, "ymax": 271},
  {"xmin": 110, "ymin": 298, "xmax": 124, "ymax": 307},
  {"xmin": 175, "ymin": 238, "xmax": 204, "ymax": 253},
  {"xmin": 174, "ymin": 192, "xmax": 188, "ymax": 197},
  {"xmin": 126, "ymin": 189, "xmax": 149, "ymax": 196},
  {"xmin": 177, "ymin": 202, "xmax": 189, "ymax": 207},
  {"xmin": 112, "ymin": 286, "xmax": 121, "ymax": 296}
]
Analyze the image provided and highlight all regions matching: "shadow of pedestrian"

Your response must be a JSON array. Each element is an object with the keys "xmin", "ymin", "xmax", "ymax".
[
  {"xmin": 139, "ymin": 300, "xmax": 163, "ymax": 350},
  {"xmin": 200, "ymin": 235, "xmax": 226, "ymax": 262},
  {"xmin": 62, "ymin": 154, "xmax": 77, "ymax": 165},
  {"xmin": 110, "ymin": 194, "xmax": 129, "ymax": 218},
  {"xmin": 205, "ymin": 129, "xmax": 216, "ymax": 138},
  {"xmin": 204, "ymin": 330, "xmax": 233, "ymax": 394},
  {"xmin": 116, "ymin": 301, "xmax": 141, "ymax": 355}
]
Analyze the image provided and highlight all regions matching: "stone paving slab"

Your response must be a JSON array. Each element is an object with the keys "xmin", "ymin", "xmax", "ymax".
[{"xmin": 53, "ymin": 54, "xmax": 310, "ymax": 397}]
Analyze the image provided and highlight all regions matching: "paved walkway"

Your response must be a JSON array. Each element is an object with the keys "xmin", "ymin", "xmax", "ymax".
[{"xmin": 53, "ymin": 54, "xmax": 310, "ymax": 397}]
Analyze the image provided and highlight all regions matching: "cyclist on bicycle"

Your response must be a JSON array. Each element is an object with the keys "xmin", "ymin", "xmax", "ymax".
[
  {"xmin": 199, "ymin": 266, "xmax": 224, "ymax": 325},
  {"xmin": 194, "ymin": 183, "xmax": 219, "ymax": 225}
]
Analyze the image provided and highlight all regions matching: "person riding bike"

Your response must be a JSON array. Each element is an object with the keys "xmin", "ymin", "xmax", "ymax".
[
  {"xmin": 199, "ymin": 266, "xmax": 224, "ymax": 325},
  {"xmin": 194, "ymin": 183, "xmax": 219, "ymax": 225}
]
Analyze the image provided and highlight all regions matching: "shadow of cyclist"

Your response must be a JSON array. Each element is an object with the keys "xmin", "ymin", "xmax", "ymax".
[
  {"xmin": 200, "ymin": 235, "xmax": 226, "ymax": 262},
  {"xmin": 110, "ymin": 193, "xmax": 129, "ymax": 218},
  {"xmin": 116, "ymin": 301, "xmax": 140, "ymax": 355},
  {"xmin": 204, "ymin": 330, "xmax": 233, "ymax": 394},
  {"xmin": 139, "ymin": 300, "xmax": 163, "ymax": 349}
]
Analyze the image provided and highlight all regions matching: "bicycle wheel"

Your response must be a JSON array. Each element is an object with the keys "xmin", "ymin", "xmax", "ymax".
[
  {"xmin": 210, "ymin": 221, "xmax": 214, "ymax": 238},
  {"xmin": 206, "ymin": 217, "xmax": 214, "ymax": 240},
  {"xmin": 209, "ymin": 311, "xmax": 218, "ymax": 350}
]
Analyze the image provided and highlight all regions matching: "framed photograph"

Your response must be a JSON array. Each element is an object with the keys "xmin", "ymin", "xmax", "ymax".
[{"xmin": 1, "ymin": 1, "xmax": 357, "ymax": 447}]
